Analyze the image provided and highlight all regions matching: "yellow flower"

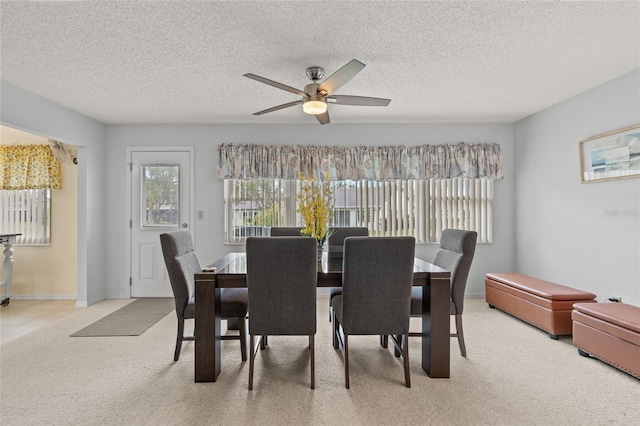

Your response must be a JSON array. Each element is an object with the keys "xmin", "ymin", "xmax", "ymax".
[{"xmin": 297, "ymin": 171, "xmax": 334, "ymax": 244}]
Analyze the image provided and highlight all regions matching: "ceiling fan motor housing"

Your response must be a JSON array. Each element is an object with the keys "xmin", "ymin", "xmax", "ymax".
[
  {"xmin": 304, "ymin": 83, "xmax": 323, "ymax": 100},
  {"xmin": 305, "ymin": 66, "xmax": 325, "ymax": 82}
]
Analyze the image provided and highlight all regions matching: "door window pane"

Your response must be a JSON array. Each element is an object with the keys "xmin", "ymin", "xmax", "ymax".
[{"xmin": 141, "ymin": 164, "xmax": 179, "ymax": 227}]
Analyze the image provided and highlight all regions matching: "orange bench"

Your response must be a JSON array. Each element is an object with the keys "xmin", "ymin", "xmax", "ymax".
[
  {"xmin": 572, "ymin": 302, "xmax": 640, "ymax": 379},
  {"xmin": 485, "ymin": 273, "xmax": 597, "ymax": 339}
]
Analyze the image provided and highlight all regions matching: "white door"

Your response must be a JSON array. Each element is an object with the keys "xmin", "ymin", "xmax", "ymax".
[{"xmin": 130, "ymin": 150, "xmax": 192, "ymax": 297}]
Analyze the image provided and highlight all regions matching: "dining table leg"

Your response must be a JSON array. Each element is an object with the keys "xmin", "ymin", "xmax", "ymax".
[
  {"xmin": 421, "ymin": 275, "xmax": 451, "ymax": 378},
  {"xmin": 194, "ymin": 273, "xmax": 221, "ymax": 382}
]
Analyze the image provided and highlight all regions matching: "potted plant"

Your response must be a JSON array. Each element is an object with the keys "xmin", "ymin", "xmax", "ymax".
[{"xmin": 297, "ymin": 172, "xmax": 334, "ymax": 259}]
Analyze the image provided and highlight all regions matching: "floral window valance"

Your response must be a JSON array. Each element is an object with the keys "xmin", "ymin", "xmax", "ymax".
[
  {"xmin": 0, "ymin": 144, "xmax": 61, "ymax": 190},
  {"xmin": 217, "ymin": 142, "xmax": 503, "ymax": 181}
]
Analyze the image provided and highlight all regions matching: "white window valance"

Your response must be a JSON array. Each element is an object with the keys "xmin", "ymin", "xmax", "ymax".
[{"xmin": 217, "ymin": 143, "xmax": 503, "ymax": 181}]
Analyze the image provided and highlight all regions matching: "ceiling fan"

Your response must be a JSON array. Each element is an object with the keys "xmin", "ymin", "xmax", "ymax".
[{"xmin": 244, "ymin": 59, "xmax": 391, "ymax": 125}]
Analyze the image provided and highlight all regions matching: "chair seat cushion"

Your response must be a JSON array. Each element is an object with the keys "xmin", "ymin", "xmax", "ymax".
[
  {"xmin": 184, "ymin": 298, "xmax": 195, "ymax": 319},
  {"xmin": 328, "ymin": 287, "xmax": 342, "ymax": 303},
  {"xmin": 220, "ymin": 288, "xmax": 249, "ymax": 317},
  {"xmin": 334, "ymin": 294, "xmax": 411, "ymax": 335},
  {"xmin": 183, "ymin": 289, "xmax": 248, "ymax": 319},
  {"xmin": 411, "ymin": 287, "xmax": 455, "ymax": 315},
  {"xmin": 333, "ymin": 295, "xmax": 344, "ymax": 323}
]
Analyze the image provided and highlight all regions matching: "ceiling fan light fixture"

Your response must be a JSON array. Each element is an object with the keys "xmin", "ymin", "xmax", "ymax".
[{"xmin": 302, "ymin": 96, "xmax": 327, "ymax": 115}]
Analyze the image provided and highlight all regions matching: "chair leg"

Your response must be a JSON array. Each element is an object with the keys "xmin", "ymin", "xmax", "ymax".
[
  {"xmin": 238, "ymin": 316, "xmax": 247, "ymax": 362},
  {"xmin": 380, "ymin": 334, "xmax": 388, "ymax": 348},
  {"xmin": 394, "ymin": 335, "xmax": 401, "ymax": 356},
  {"xmin": 174, "ymin": 317, "xmax": 185, "ymax": 361},
  {"xmin": 455, "ymin": 314, "xmax": 467, "ymax": 357},
  {"xmin": 310, "ymin": 334, "xmax": 315, "ymax": 389},
  {"xmin": 332, "ymin": 309, "xmax": 338, "ymax": 349},
  {"xmin": 403, "ymin": 333, "xmax": 411, "ymax": 388},
  {"xmin": 248, "ymin": 335, "xmax": 255, "ymax": 390},
  {"xmin": 344, "ymin": 333, "xmax": 350, "ymax": 389},
  {"xmin": 261, "ymin": 335, "xmax": 267, "ymax": 349}
]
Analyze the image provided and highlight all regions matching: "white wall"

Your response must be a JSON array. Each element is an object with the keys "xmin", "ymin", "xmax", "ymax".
[
  {"xmin": 104, "ymin": 123, "xmax": 515, "ymax": 299},
  {"xmin": 514, "ymin": 69, "xmax": 640, "ymax": 305},
  {"xmin": 0, "ymin": 81, "xmax": 107, "ymax": 306}
]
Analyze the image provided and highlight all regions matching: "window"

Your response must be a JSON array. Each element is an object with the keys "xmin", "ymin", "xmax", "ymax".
[
  {"xmin": 141, "ymin": 164, "xmax": 180, "ymax": 227},
  {"xmin": 224, "ymin": 178, "xmax": 493, "ymax": 244},
  {"xmin": 0, "ymin": 189, "xmax": 51, "ymax": 244}
]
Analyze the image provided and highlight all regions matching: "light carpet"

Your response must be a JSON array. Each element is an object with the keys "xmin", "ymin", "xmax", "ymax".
[
  {"xmin": 1, "ymin": 296, "xmax": 638, "ymax": 426},
  {"xmin": 70, "ymin": 298, "xmax": 174, "ymax": 337}
]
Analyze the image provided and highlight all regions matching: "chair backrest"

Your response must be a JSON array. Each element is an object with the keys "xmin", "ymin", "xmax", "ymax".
[
  {"xmin": 433, "ymin": 229, "xmax": 477, "ymax": 314},
  {"xmin": 341, "ymin": 236, "xmax": 415, "ymax": 335},
  {"xmin": 160, "ymin": 231, "xmax": 201, "ymax": 316},
  {"xmin": 327, "ymin": 227, "xmax": 369, "ymax": 258},
  {"xmin": 246, "ymin": 236, "xmax": 317, "ymax": 336},
  {"xmin": 269, "ymin": 227, "xmax": 303, "ymax": 236}
]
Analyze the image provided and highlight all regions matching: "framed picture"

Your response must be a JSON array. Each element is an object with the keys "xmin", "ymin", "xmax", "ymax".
[{"xmin": 579, "ymin": 124, "xmax": 640, "ymax": 183}]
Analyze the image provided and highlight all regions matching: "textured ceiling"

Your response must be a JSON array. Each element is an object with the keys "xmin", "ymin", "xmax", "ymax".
[{"xmin": 1, "ymin": 1, "xmax": 638, "ymax": 125}]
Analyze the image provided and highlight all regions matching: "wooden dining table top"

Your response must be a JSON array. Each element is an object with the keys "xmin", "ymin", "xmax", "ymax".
[{"xmin": 196, "ymin": 252, "xmax": 451, "ymax": 288}]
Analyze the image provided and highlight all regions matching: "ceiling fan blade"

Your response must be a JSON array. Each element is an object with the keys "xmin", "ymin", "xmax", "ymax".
[
  {"xmin": 244, "ymin": 73, "xmax": 307, "ymax": 97},
  {"xmin": 252, "ymin": 100, "xmax": 303, "ymax": 116},
  {"xmin": 327, "ymin": 95, "xmax": 391, "ymax": 106},
  {"xmin": 315, "ymin": 110, "xmax": 330, "ymax": 125},
  {"xmin": 317, "ymin": 59, "xmax": 366, "ymax": 95}
]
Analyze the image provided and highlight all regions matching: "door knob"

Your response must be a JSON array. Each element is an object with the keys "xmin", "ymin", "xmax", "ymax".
[{"xmin": 182, "ymin": 223, "xmax": 188, "ymax": 228}]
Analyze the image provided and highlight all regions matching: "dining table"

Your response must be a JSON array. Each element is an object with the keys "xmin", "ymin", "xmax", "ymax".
[
  {"xmin": 194, "ymin": 252, "xmax": 451, "ymax": 383},
  {"xmin": 0, "ymin": 233, "xmax": 21, "ymax": 306}
]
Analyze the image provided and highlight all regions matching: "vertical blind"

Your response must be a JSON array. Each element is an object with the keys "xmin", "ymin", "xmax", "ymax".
[
  {"xmin": 333, "ymin": 178, "xmax": 492, "ymax": 243},
  {"xmin": 225, "ymin": 178, "xmax": 492, "ymax": 244},
  {"xmin": 0, "ymin": 189, "xmax": 51, "ymax": 244}
]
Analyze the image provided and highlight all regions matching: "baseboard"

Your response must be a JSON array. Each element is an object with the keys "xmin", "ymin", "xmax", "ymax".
[
  {"xmin": 464, "ymin": 293, "xmax": 485, "ymax": 299},
  {"xmin": 7, "ymin": 294, "xmax": 77, "ymax": 301},
  {"xmin": 103, "ymin": 293, "xmax": 131, "ymax": 300}
]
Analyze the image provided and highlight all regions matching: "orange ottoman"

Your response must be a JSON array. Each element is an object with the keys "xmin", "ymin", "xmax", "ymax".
[
  {"xmin": 572, "ymin": 302, "xmax": 640, "ymax": 379},
  {"xmin": 485, "ymin": 273, "xmax": 597, "ymax": 339}
]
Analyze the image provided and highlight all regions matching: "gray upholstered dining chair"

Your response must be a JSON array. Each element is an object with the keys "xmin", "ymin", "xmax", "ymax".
[
  {"xmin": 160, "ymin": 230, "xmax": 248, "ymax": 362},
  {"xmin": 327, "ymin": 227, "xmax": 369, "ymax": 258},
  {"xmin": 326, "ymin": 227, "xmax": 369, "ymax": 321},
  {"xmin": 332, "ymin": 236, "xmax": 415, "ymax": 388},
  {"xmin": 245, "ymin": 236, "xmax": 318, "ymax": 390},
  {"xmin": 409, "ymin": 228, "xmax": 477, "ymax": 357},
  {"xmin": 264, "ymin": 227, "xmax": 305, "ymax": 346},
  {"xmin": 269, "ymin": 226, "xmax": 303, "ymax": 236}
]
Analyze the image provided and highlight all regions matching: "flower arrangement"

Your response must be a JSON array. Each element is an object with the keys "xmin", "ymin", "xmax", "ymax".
[{"xmin": 297, "ymin": 172, "xmax": 334, "ymax": 247}]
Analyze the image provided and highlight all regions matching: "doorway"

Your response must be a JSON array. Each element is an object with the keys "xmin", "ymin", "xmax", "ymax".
[{"xmin": 127, "ymin": 148, "xmax": 194, "ymax": 297}]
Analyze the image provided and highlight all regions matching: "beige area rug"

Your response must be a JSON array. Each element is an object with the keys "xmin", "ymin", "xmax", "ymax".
[{"xmin": 70, "ymin": 298, "xmax": 174, "ymax": 337}]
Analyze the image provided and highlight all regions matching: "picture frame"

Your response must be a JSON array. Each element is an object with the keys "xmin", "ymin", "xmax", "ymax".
[{"xmin": 579, "ymin": 124, "xmax": 640, "ymax": 183}]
